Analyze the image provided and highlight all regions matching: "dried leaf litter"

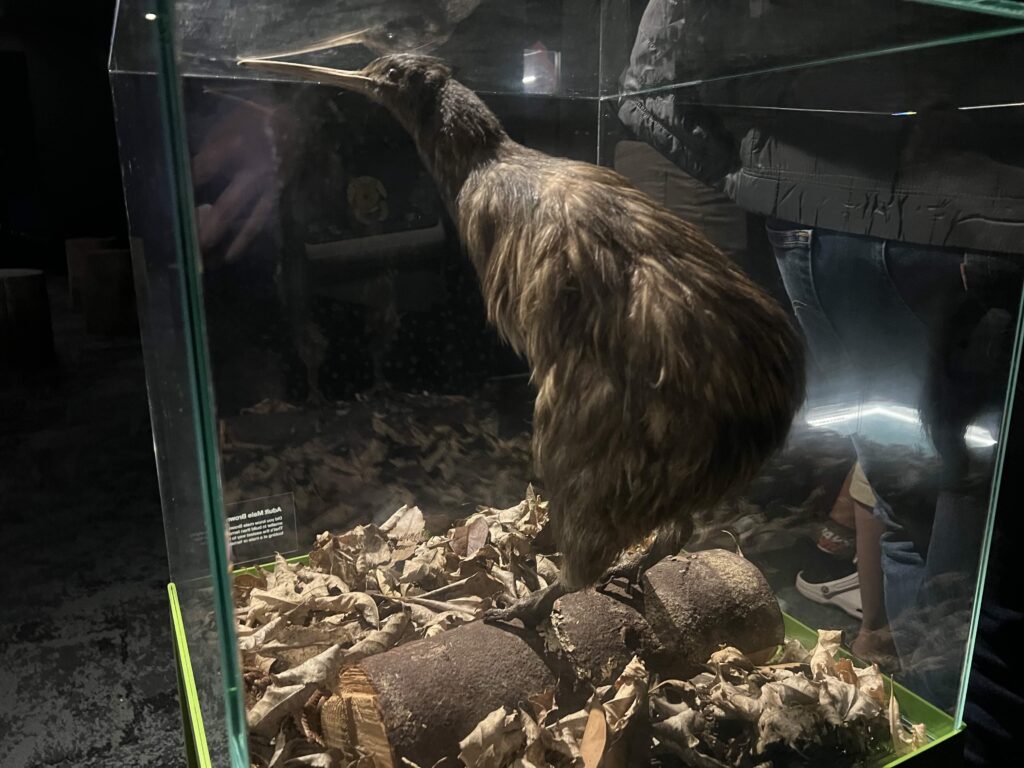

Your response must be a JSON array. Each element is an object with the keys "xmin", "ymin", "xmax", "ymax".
[{"xmin": 235, "ymin": 486, "xmax": 926, "ymax": 768}]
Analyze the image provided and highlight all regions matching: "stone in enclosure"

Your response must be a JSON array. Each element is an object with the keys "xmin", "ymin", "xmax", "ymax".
[
  {"xmin": 551, "ymin": 586, "xmax": 660, "ymax": 686},
  {"xmin": 642, "ymin": 549, "xmax": 784, "ymax": 677}
]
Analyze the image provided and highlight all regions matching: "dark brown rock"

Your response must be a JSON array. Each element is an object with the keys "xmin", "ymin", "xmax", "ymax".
[
  {"xmin": 642, "ymin": 549, "xmax": 783, "ymax": 677},
  {"xmin": 551, "ymin": 587, "xmax": 660, "ymax": 686}
]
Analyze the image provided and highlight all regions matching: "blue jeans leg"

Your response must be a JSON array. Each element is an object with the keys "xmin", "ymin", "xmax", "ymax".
[{"xmin": 768, "ymin": 221, "xmax": 986, "ymax": 706}]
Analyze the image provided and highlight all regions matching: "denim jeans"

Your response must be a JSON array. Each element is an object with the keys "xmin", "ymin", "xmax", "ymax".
[{"xmin": 766, "ymin": 220, "xmax": 1009, "ymax": 706}]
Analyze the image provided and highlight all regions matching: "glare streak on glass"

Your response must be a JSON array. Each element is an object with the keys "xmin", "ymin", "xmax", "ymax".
[{"xmin": 607, "ymin": 24, "xmax": 1024, "ymax": 102}]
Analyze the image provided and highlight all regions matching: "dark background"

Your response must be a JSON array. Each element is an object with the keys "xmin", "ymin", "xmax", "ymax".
[
  {"xmin": 1, "ymin": 1, "xmax": 127, "ymax": 267},
  {"xmin": 1, "ymin": 2, "xmax": 180, "ymax": 766}
]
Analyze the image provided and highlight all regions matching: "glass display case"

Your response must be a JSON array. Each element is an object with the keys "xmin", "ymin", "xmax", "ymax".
[{"xmin": 109, "ymin": 1, "xmax": 1024, "ymax": 766}]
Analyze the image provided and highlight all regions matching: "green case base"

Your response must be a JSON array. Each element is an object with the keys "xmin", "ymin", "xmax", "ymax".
[{"xmin": 169, "ymin": 583, "xmax": 213, "ymax": 768}]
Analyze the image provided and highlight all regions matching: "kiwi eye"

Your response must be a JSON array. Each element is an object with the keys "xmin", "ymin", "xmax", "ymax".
[{"xmin": 386, "ymin": 66, "xmax": 401, "ymax": 83}]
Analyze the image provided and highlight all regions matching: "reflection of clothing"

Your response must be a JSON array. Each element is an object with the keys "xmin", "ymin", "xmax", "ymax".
[
  {"xmin": 767, "ymin": 219, "xmax": 1015, "ymax": 705},
  {"xmin": 613, "ymin": 140, "xmax": 747, "ymax": 259},
  {"xmin": 849, "ymin": 462, "xmax": 876, "ymax": 509},
  {"xmin": 766, "ymin": 220, "xmax": 967, "ymax": 418},
  {"xmin": 612, "ymin": 139, "xmax": 791, "ymax": 311},
  {"xmin": 617, "ymin": 0, "xmax": 1024, "ymax": 736},
  {"xmin": 618, "ymin": 0, "xmax": 1024, "ymax": 253}
]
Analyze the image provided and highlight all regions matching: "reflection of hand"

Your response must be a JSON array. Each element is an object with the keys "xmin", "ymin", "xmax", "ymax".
[{"xmin": 191, "ymin": 100, "xmax": 281, "ymax": 265}]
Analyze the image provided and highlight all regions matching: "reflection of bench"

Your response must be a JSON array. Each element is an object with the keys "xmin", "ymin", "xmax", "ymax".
[
  {"xmin": 0, "ymin": 268, "xmax": 54, "ymax": 370},
  {"xmin": 65, "ymin": 237, "xmax": 137, "ymax": 336},
  {"xmin": 304, "ymin": 222, "xmax": 449, "ymax": 311},
  {"xmin": 80, "ymin": 248, "xmax": 137, "ymax": 336},
  {"xmin": 65, "ymin": 237, "xmax": 119, "ymax": 310}
]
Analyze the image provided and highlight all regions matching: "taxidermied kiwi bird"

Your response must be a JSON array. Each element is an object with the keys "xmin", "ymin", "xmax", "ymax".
[{"xmin": 238, "ymin": 54, "xmax": 805, "ymax": 619}]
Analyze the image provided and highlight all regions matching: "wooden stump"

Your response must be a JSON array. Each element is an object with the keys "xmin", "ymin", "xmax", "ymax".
[
  {"xmin": 65, "ymin": 237, "xmax": 119, "ymax": 310},
  {"xmin": 322, "ymin": 621, "xmax": 556, "ymax": 767},
  {"xmin": 0, "ymin": 268, "xmax": 54, "ymax": 369},
  {"xmin": 80, "ymin": 248, "xmax": 137, "ymax": 336}
]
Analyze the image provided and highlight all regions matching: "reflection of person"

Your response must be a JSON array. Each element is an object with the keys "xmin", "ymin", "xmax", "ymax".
[
  {"xmin": 618, "ymin": 0, "xmax": 1024, "ymax": 725},
  {"xmin": 186, "ymin": 93, "xmax": 293, "ymax": 411},
  {"xmin": 190, "ymin": 97, "xmax": 282, "ymax": 265},
  {"xmin": 760, "ymin": 200, "xmax": 1021, "ymax": 711},
  {"xmin": 796, "ymin": 463, "xmax": 895, "ymax": 666}
]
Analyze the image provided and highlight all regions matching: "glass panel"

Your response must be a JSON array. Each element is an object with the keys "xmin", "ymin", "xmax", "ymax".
[
  {"xmin": 110, "ymin": 1, "xmax": 245, "ymax": 765},
  {"xmin": 598, "ymin": 0, "xmax": 1024, "ymax": 98},
  {"xmin": 117, "ymin": 0, "xmax": 1024, "ymax": 764},
  {"xmin": 170, "ymin": 66, "xmax": 600, "ymax": 566},
  {"xmin": 163, "ymin": 0, "xmax": 605, "ymax": 97},
  {"xmin": 912, "ymin": 0, "xmax": 1024, "ymax": 19},
  {"xmin": 604, "ymin": 0, "xmax": 1024, "ymax": 732},
  {"xmin": 110, "ymin": 0, "xmax": 159, "ymax": 74}
]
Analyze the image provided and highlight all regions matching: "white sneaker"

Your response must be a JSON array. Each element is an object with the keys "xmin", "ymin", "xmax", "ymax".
[{"xmin": 795, "ymin": 569, "xmax": 863, "ymax": 620}]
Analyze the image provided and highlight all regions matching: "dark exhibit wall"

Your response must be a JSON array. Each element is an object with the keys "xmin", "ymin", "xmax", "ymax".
[
  {"xmin": 0, "ymin": 0, "xmax": 126, "ymax": 269},
  {"xmin": 0, "ymin": 6, "xmax": 186, "ymax": 766},
  {"xmin": 0, "ymin": 51, "xmax": 42, "ymax": 238}
]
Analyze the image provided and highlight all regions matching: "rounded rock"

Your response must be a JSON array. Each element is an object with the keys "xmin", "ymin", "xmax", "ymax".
[{"xmin": 641, "ymin": 549, "xmax": 783, "ymax": 677}]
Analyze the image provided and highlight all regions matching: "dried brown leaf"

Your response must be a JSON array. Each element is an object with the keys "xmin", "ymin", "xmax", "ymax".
[
  {"xmin": 834, "ymin": 657, "xmax": 857, "ymax": 685},
  {"xmin": 342, "ymin": 610, "xmax": 410, "ymax": 665},
  {"xmin": 313, "ymin": 592, "xmax": 379, "ymax": 627},
  {"xmin": 710, "ymin": 680, "xmax": 761, "ymax": 721},
  {"xmin": 372, "ymin": 566, "xmax": 402, "ymax": 598},
  {"xmin": 774, "ymin": 674, "xmax": 819, "ymax": 706},
  {"xmin": 602, "ymin": 657, "xmax": 647, "ymax": 734},
  {"xmin": 888, "ymin": 689, "xmax": 927, "ymax": 755},
  {"xmin": 416, "ymin": 571, "xmax": 505, "ymax": 603},
  {"xmin": 653, "ymin": 706, "xmax": 703, "ymax": 750},
  {"xmin": 360, "ymin": 526, "xmax": 392, "ymax": 567},
  {"xmin": 264, "ymin": 721, "xmax": 289, "ymax": 768},
  {"xmin": 820, "ymin": 677, "xmax": 858, "ymax": 723},
  {"xmin": 390, "ymin": 541, "xmax": 421, "ymax": 564},
  {"xmin": 272, "ymin": 643, "xmax": 348, "ymax": 687},
  {"xmin": 450, "ymin": 515, "xmax": 490, "ymax": 559},
  {"xmin": 580, "ymin": 705, "xmax": 607, "ymax": 768},
  {"xmin": 809, "ymin": 629, "xmax": 843, "ymax": 680},
  {"xmin": 512, "ymin": 706, "xmax": 553, "ymax": 768},
  {"xmin": 259, "ymin": 624, "xmax": 358, "ymax": 662},
  {"xmin": 239, "ymin": 617, "xmax": 287, "ymax": 652},
  {"xmin": 856, "ymin": 663, "xmax": 886, "ymax": 707},
  {"xmin": 234, "ymin": 571, "xmax": 268, "ymax": 603},
  {"xmin": 458, "ymin": 707, "xmax": 523, "ymax": 768},
  {"xmin": 243, "ymin": 654, "xmax": 277, "ymax": 680},
  {"xmin": 757, "ymin": 703, "xmax": 827, "ymax": 752},
  {"xmin": 248, "ymin": 682, "xmax": 318, "ymax": 737},
  {"xmin": 401, "ymin": 594, "xmax": 486, "ymax": 619},
  {"xmin": 708, "ymin": 647, "xmax": 754, "ymax": 670},
  {"xmin": 774, "ymin": 637, "xmax": 812, "ymax": 665},
  {"xmin": 534, "ymin": 554, "xmax": 560, "ymax": 585},
  {"xmin": 380, "ymin": 505, "xmax": 425, "ymax": 541},
  {"xmin": 283, "ymin": 753, "xmax": 342, "ymax": 766},
  {"xmin": 422, "ymin": 613, "xmax": 468, "ymax": 637},
  {"xmin": 400, "ymin": 546, "xmax": 448, "ymax": 586}
]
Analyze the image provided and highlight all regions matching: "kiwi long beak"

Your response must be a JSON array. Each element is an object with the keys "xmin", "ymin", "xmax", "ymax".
[{"xmin": 236, "ymin": 58, "xmax": 375, "ymax": 95}]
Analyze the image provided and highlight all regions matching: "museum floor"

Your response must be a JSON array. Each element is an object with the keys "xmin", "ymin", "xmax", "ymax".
[{"xmin": 0, "ymin": 277, "xmax": 183, "ymax": 768}]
